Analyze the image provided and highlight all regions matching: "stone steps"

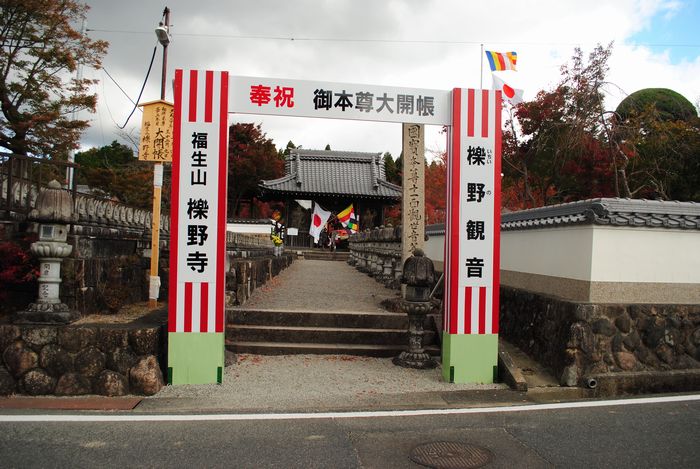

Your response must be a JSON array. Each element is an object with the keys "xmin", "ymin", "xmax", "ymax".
[
  {"xmin": 225, "ymin": 308, "xmax": 439, "ymax": 357},
  {"xmin": 227, "ymin": 309, "xmax": 408, "ymax": 329},
  {"xmin": 225, "ymin": 340, "xmax": 440, "ymax": 357},
  {"xmin": 227, "ymin": 324, "xmax": 437, "ymax": 346},
  {"xmin": 295, "ymin": 250, "xmax": 350, "ymax": 262}
]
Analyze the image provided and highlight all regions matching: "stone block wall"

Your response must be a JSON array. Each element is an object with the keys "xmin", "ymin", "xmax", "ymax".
[
  {"xmin": 500, "ymin": 286, "xmax": 700, "ymax": 386},
  {"xmin": 226, "ymin": 253, "xmax": 294, "ymax": 306},
  {"xmin": 0, "ymin": 322, "xmax": 165, "ymax": 396},
  {"xmin": 62, "ymin": 253, "xmax": 150, "ymax": 315}
]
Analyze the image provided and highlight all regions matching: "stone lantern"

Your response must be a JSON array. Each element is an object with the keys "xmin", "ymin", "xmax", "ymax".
[
  {"xmin": 393, "ymin": 249, "xmax": 437, "ymax": 369},
  {"xmin": 15, "ymin": 180, "xmax": 78, "ymax": 324}
]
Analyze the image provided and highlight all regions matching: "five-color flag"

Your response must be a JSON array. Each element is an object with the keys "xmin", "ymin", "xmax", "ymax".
[
  {"xmin": 485, "ymin": 51, "xmax": 517, "ymax": 71},
  {"xmin": 337, "ymin": 204, "xmax": 359, "ymax": 232}
]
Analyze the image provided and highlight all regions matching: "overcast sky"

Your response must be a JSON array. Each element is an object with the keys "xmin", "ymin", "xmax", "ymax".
[{"xmin": 81, "ymin": 0, "xmax": 700, "ymax": 159}]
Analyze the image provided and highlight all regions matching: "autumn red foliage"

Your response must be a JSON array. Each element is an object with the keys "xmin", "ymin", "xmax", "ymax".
[
  {"xmin": 0, "ymin": 241, "xmax": 39, "ymax": 302},
  {"xmin": 228, "ymin": 123, "xmax": 285, "ymax": 218},
  {"xmin": 424, "ymin": 152, "xmax": 447, "ymax": 224},
  {"xmin": 383, "ymin": 152, "xmax": 447, "ymax": 226}
]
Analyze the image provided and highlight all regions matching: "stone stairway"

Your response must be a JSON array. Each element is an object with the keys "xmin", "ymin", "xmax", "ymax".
[
  {"xmin": 225, "ymin": 259, "xmax": 440, "ymax": 357},
  {"xmin": 226, "ymin": 308, "xmax": 439, "ymax": 357},
  {"xmin": 292, "ymin": 249, "xmax": 350, "ymax": 262}
]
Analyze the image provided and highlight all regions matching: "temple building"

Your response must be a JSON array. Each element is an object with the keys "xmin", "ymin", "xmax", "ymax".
[{"xmin": 259, "ymin": 149, "xmax": 401, "ymax": 247}]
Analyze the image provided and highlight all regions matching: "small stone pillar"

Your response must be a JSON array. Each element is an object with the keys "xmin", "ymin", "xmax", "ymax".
[
  {"xmin": 393, "ymin": 249, "xmax": 437, "ymax": 369},
  {"xmin": 15, "ymin": 180, "xmax": 78, "ymax": 324},
  {"xmin": 382, "ymin": 254, "xmax": 393, "ymax": 284}
]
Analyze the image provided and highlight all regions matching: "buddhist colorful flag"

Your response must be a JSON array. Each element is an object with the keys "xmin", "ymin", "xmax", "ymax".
[
  {"xmin": 309, "ymin": 202, "xmax": 331, "ymax": 243},
  {"xmin": 485, "ymin": 51, "xmax": 517, "ymax": 71},
  {"xmin": 492, "ymin": 74, "xmax": 524, "ymax": 105},
  {"xmin": 337, "ymin": 204, "xmax": 359, "ymax": 232}
]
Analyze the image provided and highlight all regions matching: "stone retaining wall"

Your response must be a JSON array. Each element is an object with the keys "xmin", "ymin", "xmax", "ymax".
[
  {"xmin": 0, "ymin": 321, "xmax": 166, "ymax": 396},
  {"xmin": 348, "ymin": 225, "xmax": 403, "ymax": 289},
  {"xmin": 226, "ymin": 253, "xmax": 294, "ymax": 306},
  {"xmin": 500, "ymin": 286, "xmax": 700, "ymax": 386},
  {"xmin": 0, "ymin": 251, "xmax": 294, "ymax": 396}
]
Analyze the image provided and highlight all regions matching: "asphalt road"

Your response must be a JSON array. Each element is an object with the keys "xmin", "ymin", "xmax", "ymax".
[{"xmin": 1, "ymin": 396, "xmax": 699, "ymax": 468}]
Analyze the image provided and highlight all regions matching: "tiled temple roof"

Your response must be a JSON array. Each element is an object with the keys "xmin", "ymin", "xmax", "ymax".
[
  {"xmin": 422, "ymin": 199, "xmax": 700, "ymax": 236},
  {"xmin": 501, "ymin": 198, "xmax": 700, "ymax": 231},
  {"xmin": 259, "ymin": 149, "xmax": 401, "ymax": 200}
]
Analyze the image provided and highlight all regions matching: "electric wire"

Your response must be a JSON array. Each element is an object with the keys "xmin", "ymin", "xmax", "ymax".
[
  {"xmin": 85, "ymin": 28, "xmax": 700, "ymax": 48},
  {"xmin": 102, "ymin": 66, "xmax": 139, "ymax": 107},
  {"xmin": 114, "ymin": 45, "xmax": 157, "ymax": 129}
]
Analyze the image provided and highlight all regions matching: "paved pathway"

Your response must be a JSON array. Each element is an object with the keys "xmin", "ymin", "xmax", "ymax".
[{"xmin": 231, "ymin": 259, "xmax": 399, "ymax": 313}]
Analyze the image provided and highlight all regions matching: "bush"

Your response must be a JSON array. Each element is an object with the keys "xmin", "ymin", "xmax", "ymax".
[{"xmin": 0, "ymin": 240, "xmax": 39, "ymax": 310}]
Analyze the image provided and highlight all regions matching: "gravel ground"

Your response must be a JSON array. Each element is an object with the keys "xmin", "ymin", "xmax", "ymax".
[
  {"xmin": 152, "ymin": 260, "xmax": 505, "ymax": 411},
  {"xmin": 150, "ymin": 353, "xmax": 506, "ymax": 411}
]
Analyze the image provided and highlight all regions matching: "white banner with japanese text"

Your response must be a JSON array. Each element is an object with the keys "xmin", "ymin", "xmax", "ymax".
[
  {"xmin": 229, "ymin": 75, "xmax": 451, "ymax": 125},
  {"xmin": 444, "ymin": 88, "xmax": 502, "ymax": 336},
  {"xmin": 169, "ymin": 69, "xmax": 229, "ymax": 334}
]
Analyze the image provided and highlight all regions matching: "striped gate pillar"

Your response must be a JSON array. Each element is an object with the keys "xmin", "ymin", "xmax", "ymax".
[
  {"xmin": 442, "ymin": 88, "xmax": 502, "ymax": 384},
  {"xmin": 168, "ymin": 69, "xmax": 230, "ymax": 384}
]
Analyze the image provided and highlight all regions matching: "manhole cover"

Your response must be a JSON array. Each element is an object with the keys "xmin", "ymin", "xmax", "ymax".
[{"xmin": 409, "ymin": 441, "xmax": 493, "ymax": 469}]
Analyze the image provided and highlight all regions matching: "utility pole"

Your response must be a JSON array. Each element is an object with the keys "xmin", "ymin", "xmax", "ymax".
[
  {"xmin": 149, "ymin": 7, "xmax": 170, "ymax": 308},
  {"xmin": 66, "ymin": 18, "xmax": 86, "ymax": 190}
]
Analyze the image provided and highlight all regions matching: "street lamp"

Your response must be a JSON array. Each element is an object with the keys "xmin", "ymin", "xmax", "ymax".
[
  {"xmin": 156, "ymin": 9, "xmax": 170, "ymax": 100},
  {"xmin": 155, "ymin": 23, "xmax": 170, "ymax": 47}
]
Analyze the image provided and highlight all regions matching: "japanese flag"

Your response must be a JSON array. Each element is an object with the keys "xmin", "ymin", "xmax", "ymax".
[
  {"xmin": 309, "ymin": 202, "xmax": 331, "ymax": 243},
  {"xmin": 492, "ymin": 74, "xmax": 524, "ymax": 105}
]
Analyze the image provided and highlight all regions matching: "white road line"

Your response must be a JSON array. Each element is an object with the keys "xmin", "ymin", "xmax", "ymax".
[{"xmin": 1, "ymin": 394, "xmax": 699, "ymax": 423}]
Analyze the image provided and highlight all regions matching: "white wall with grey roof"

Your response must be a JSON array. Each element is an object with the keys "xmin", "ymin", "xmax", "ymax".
[
  {"xmin": 501, "ymin": 224, "xmax": 699, "ymax": 304},
  {"xmin": 425, "ymin": 199, "xmax": 700, "ymax": 304}
]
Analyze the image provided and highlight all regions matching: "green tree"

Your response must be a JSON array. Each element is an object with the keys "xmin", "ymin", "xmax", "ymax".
[
  {"xmin": 279, "ymin": 140, "xmax": 296, "ymax": 158},
  {"xmin": 613, "ymin": 90, "xmax": 700, "ymax": 200},
  {"xmin": 74, "ymin": 141, "xmax": 155, "ymax": 209},
  {"xmin": 0, "ymin": 0, "xmax": 108, "ymax": 157},
  {"xmin": 383, "ymin": 151, "xmax": 401, "ymax": 185},
  {"xmin": 617, "ymin": 88, "xmax": 696, "ymax": 122}
]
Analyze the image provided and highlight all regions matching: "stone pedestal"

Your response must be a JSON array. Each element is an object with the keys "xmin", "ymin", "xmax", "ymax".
[
  {"xmin": 14, "ymin": 180, "xmax": 78, "ymax": 325},
  {"xmin": 393, "ymin": 300, "xmax": 437, "ymax": 369},
  {"xmin": 393, "ymin": 249, "xmax": 437, "ymax": 369}
]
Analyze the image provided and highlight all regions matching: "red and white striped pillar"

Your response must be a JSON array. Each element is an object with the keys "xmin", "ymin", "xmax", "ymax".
[
  {"xmin": 442, "ymin": 88, "xmax": 502, "ymax": 383},
  {"xmin": 168, "ymin": 69, "xmax": 229, "ymax": 384}
]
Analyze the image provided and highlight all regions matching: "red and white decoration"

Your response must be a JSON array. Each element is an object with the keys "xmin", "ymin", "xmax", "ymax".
[
  {"xmin": 169, "ymin": 70, "xmax": 229, "ymax": 333},
  {"xmin": 309, "ymin": 202, "xmax": 332, "ymax": 243},
  {"xmin": 492, "ymin": 74, "xmax": 524, "ymax": 105},
  {"xmin": 444, "ymin": 88, "xmax": 502, "ymax": 335}
]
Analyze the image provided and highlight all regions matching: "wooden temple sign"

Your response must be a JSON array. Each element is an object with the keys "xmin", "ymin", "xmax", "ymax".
[{"xmin": 138, "ymin": 100, "xmax": 174, "ymax": 162}]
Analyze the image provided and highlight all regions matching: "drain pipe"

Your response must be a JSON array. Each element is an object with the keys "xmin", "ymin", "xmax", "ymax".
[{"xmin": 584, "ymin": 376, "xmax": 598, "ymax": 389}]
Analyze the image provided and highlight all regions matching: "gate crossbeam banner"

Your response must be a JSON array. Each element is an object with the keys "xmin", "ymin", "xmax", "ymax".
[
  {"xmin": 442, "ymin": 88, "xmax": 502, "ymax": 384},
  {"xmin": 229, "ymin": 76, "xmax": 451, "ymax": 126},
  {"xmin": 168, "ymin": 69, "xmax": 229, "ymax": 385},
  {"xmin": 166, "ymin": 72, "xmax": 503, "ymax": 386}
]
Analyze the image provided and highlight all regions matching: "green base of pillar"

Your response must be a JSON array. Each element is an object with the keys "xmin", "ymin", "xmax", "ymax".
[
  {"xmin": 167, "ymin": 332, "xmax": 224, "ymax": 385},
  {"xmin": 441, "ymin": 333, "xmax": 498, "ymax": 384}
]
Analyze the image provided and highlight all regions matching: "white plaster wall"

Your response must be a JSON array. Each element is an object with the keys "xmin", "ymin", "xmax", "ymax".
[
  {"xmin": 226, "ymin": 223, "xmax": 272, "ymax": 234},
  {"xmin": 501, "ymin": 227, "xmax": 594, "ymax": 281},
  {"xmin": 590, "ymin": 226, "xmax": 700, "ymax": 284},
  {"xmin": 425, "ymin": 227, "xmax": 596, "ymax": 280},
  {"xmin": 424, "ymin": 233, "xmax": 445, "ymax": 267}
]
